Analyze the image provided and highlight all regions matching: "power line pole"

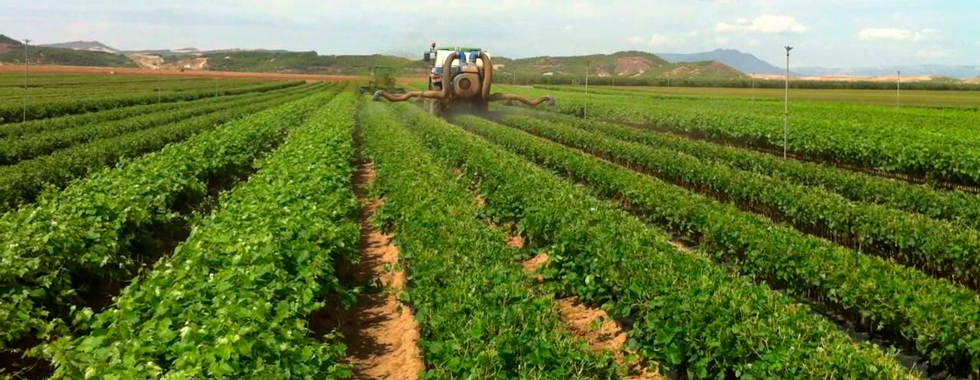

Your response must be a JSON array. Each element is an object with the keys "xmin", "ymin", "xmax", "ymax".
[
  {"xmin": 784, "ymin": 46, "xmax": 793, "ymax": 159},
  {"xmin": 585, "ymin": 60, "xmax": 590, "ymax": 119},
  {"xmin": 896, "ymin": 70, "xmax": 901, "ymax": 109},
  {"xmin": 157, "ymin": 64, "xmax": 162, "ymax": 103},
  {"xmin": 23, "ymin": 39, "xmax": 30, "ymax": 122},
  {"xmin": 751, "ymin": 73, "xmax": 755, "ymax": 101}
]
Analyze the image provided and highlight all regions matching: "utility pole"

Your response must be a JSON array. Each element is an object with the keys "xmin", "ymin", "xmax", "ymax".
[
  {"xmin": 585, "ymin": 60, "xmax": 590, "ymax": 119},
  {"xmin": 157, "ymin": 64, "xmax": 162, "ymax": 103},
  {"xmin": 896, "ymin": 70, "xmax": 901, "ymax": 109},
  {"xmin": 784, "ymin": 46, "xmax": 793, "ymax": 159},
  {"xmin": 667, "ymin": 72, "xmax": 671, "ymax": 87},
  {"xmin": 751, "ymin": 73, "xmax": 755, "ymax": 101},
  {"xmin": 23, "ymin": 39, "xmax": 30, "ymax": 122}
]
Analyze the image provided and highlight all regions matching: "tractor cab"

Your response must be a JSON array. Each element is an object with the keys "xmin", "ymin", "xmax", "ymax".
[
  {"xmin": 425, "ymin": 44, "xmax": 486, "ymax": 96},
  {"xmin": 370, "ymin": 42, "xmax": 551, "ymax": 114}
]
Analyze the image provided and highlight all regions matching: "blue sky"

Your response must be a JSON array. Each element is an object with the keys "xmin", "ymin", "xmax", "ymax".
[{"xmin": 1, "ymin": 0, "xmax": 977, "ymax": 68}]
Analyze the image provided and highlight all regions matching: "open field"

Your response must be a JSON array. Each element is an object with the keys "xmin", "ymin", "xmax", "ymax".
[
  {"xmin": 2, "ymin": 73, "xmax": 980, "ymax": 379},
  {"xmin": 554, "ymin": 84, "xmax": 980, "ymax": 108}
]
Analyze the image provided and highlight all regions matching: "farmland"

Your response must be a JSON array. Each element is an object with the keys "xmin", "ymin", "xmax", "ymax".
[{"xmin": 2, "ymin": 72, "xmax": 980, "ymax": 380}]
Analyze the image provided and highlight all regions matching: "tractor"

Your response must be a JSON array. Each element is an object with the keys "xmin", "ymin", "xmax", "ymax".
[
  {"xmin": 372, "ymin": 43, "xmax": 552, "ymax": 114},
  {"xmin": 359, "ymin": 65, "xmax": 404, "ymax": 95}
]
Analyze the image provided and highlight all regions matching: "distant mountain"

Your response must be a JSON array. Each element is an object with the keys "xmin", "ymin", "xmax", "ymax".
[
  {"xmin": 40, "ymin": 40, "xmax": 120, "ymax": 54},
  {"xmin": 201, "ymin": 50, "xmax": 431, "ymax": 75},
  {"xmin": 657, "ymin": 49, "xmax": 784, "ymax": 75},
  {"xmin": 0, "ymin": 34, "xmax": 21, "ymax": 45},
  {"xmin": 495, "ymin": 50, "xmax": 746, "ymax": 80},
  {"xmin": 796, "ymin": 65, "xmax": 980, "ymax": 79},
  {"xmin": 0, "ymin": 34, "xmax": 135, "ymax": 67}
]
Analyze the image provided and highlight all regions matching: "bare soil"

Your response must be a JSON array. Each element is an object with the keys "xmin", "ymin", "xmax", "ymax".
[
  {"xmin": 521, "ymin": 253, "xmax": 664, "ymax": 380},
  {"xmin": 328, "ymin": 161, "xmax": 424, "ymax": 380}
]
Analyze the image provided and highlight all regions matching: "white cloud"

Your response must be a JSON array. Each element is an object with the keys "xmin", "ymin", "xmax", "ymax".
[
  {"xmin": 648, "ymin": 33, "xmax": 681, "ymax": 48},
  {"xmin": 628, "ymin": 35, "xmax": 644, "ymax": 44},
  {"xmin": 858, "ymin": 28, "xmax": 936, "ymax": 42},
  {"xmin": 916, "ymin": 48, "xmax": 957, "ymax": 60},
  {"xmin": 564, "ymin": 25, "xmax": 576, "ymax": 31},
  {"xmin": 717, "ymin": 14, "xmax": 807, "ymax": 33}
]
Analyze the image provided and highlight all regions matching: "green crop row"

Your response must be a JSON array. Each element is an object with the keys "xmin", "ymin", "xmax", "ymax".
[
  {"xmin": 0, "ymin": 83, "xmax": 320, "ymax": 165},
  {"xmin": 0, "ymin": 83, "xmax": 331, "ymax": 213},
  {"xmin": 496, "ymin": 114, "xmax": 980, "ymax": 290},
  {"xmin": 452, "ymin": 113, "xmax": 980, "ymax": 375},
  {"xmin": 389, "ymin": 104, "xmax": 915, "ymax": 379},
  {"xmin": 0, "ymin": 81, "xmax": 302, "ymax": 139},
  {"xmin": 0, "ymin": 87, "xmax": 337, "ymax": 356},
  {"xmin": 506, "ymin": 85, "xmax": 980, "ymax": 189},
  {"xmin": 46, "ymin": 90, "xmax": 360, "ymax": 379},
  {"xmin": 0, "ymin": 80, "xmax": 304, "ymax": 123},
  {"xmin": 499, "ymin": 107, "xmax": 980, "ymax": 232},
  {"xmin": 360, "ymin": 101, "xmax": 626, "ymax": 379}
]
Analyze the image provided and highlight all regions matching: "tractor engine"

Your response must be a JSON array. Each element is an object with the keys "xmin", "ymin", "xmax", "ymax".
[{"xmin": 372, "ymin": 43, "xmax": 552, "ymax": 113}]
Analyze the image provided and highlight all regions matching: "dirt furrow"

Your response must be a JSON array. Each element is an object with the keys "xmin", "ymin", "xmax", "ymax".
[{"xmin": 330, "ymin": 161, "xmax": 424, "ymax": 379}]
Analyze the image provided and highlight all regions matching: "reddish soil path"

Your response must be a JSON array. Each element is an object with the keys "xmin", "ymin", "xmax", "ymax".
[{"xmin": 334, "ymin": 161, "xmax": 424, "ymax": 379}]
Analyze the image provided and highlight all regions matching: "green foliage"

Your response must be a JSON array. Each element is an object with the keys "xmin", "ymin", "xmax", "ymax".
[
  {"xmin": 389, "ymin": 104, "xmax": 915, "ymax": 379},
  {"xmin": 48, "ymin": 89, "xmax": 360, "ymax": 379},
  {"xmin": 0, "ymin": 84, "xmax": 307, "ymax": 165},
  {"xmin": 507, "ymin": 108, "xmax": 980, "ymax": 236},
  {"xmin": 0, "ymin": 86, "xmax": 337, "ymax": 357},
  {"xmin": 0, "ymin": 80, "xmax": 303, "ymax": 123},
  {"xmin": 0, "ymin": 45, "xmax": 137, "ymax": 68},
  {"xmin": 203, "ymin": 51, "xmax": 428, "ymax": 75},
  {"xmin": 0, "ymin": 83, "xmax": 329, "ymax": 212},
  {"xmin": 508, "ymin": 85, "xmax": 980, "ymax": 188},
  {"xmin": 496, "ymin": 113, "xmax": 980, "ymax": 290},
  {"xmin": 0, "ymin": 81, "xmax": 291, "ymax": 139},
  {"xmin": 359, "ymin": 101, "xmax": 624, "ymax": 379},
  {"xmin": 453, "ymin": 111, "xmax": 980, "ymax": 375}
]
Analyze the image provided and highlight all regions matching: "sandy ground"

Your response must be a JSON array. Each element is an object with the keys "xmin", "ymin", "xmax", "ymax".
[
  {"xmin": 324, "ymin": 161, "xmax": 424, "ymax": 379},
  {"xmin": 521, "ymin": 253, "xmax": 663, "ymax": 380}
]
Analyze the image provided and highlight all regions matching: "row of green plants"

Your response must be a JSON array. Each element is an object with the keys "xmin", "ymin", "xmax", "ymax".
[
  {"xmin": 0, "ymin": 80, "xmax": 303, "ymax": 123},
  {"xmin": 0, "ymin": 74, "xmax": 209, "ymax": 87},
  {"xmin": 360, "ymin": 101, "xmax": 627, "ymax": 379},
  {"xmin": 503, "ymin": 108, "xmax": 980, "ymax": 231},
  {"xmin": 390, "ymin": 104, "xmax": 916, "ymax": 379},
  {"xmin": 496, "ymin": 114, "xmax": 980, "ymax": 290},
  {"xmin": 0, "ymin": 83, "xmax": 331, "ymax": 212},
  {"xmin": 0, "ymin": 78, "xmax": 264, "ymax": 103},
  {"xmin": 452, "ymin": 113, "xmax": 980, "ymax": 375},
  {"xmin": 495, "ymin": 75, "xmax": 980, "ymax": 91},
  {"xmin": 0, "ymin": 84, "xmax": 319, "ymax": 165},
  {"xmin": 0, "ymin": 81, "xmax": 295, "ymax": 139},
  {"xmin": 507, "ymin": 85, "xmax": 980, "ymax": 188},
  {"xmin": 0, "ymin": 87, "xmax": 338, "ymax": 358},
  {"xmin": 46, "ymin": 90, "xmax": 361, "ymax": 379}
]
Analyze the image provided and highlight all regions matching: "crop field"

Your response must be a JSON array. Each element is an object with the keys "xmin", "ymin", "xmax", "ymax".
[
  {"xmin": 2, "ymin": 73, "xmax": 980, "ymax": 380},
  {"xmin": 577, "ymin": 85, "xmax": 980, "ymax": 109}
]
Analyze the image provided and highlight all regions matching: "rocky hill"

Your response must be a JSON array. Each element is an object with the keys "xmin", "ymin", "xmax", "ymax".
[
  {"xmin": 40, "ymin": 40, "xmax": 120, "ymax": 54},
  {"xmin": 0, "ymin": 34, "xmax": 135, "ymax": 67},
  {"xmin": 494, "ymin": 50, "xmax": 746, "ymax": 80}
]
